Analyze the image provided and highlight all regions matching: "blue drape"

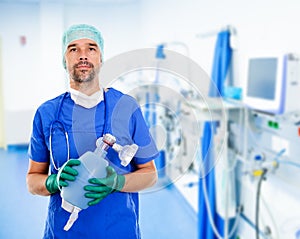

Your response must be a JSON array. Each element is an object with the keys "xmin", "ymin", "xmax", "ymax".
[{"xmin": 198, "ymin": 30, "xmax": 233, "ymax": 239}]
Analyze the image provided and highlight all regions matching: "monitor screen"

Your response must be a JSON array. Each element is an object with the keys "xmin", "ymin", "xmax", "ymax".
[
  {"xmin": 244, "ymin": 56, "xmax": 284, "ymax": 114},
  {"xmin": 247, "ymin": 58, "xmax": 277, "ymax": 100}
]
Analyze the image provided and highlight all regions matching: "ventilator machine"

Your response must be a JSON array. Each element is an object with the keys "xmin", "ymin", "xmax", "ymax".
[{"xmin": 100, "ymin": 38, "xmax": 300, "ymax": 238}]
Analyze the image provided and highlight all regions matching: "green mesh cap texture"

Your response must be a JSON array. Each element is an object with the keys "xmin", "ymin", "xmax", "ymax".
[{"xmin": 62, "ymin": 24, "xmax": 104, "ymax": 69}]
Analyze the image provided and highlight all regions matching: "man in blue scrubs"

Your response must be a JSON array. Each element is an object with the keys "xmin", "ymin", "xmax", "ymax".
[{"xmin": 26, "ymin": 24, "xmax": 159, "ymax": 239}]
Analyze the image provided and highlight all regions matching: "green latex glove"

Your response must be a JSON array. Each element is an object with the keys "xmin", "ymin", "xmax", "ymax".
[
  {"xmin": 84, "ymin": 166, "xmax": 125, "ymax": 206},
  {"xmin": 45, "ymin": 159, "xmax": 81, "ymax": 194}
]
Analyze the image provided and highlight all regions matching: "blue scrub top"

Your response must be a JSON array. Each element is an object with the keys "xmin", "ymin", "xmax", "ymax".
[{"xmin": 28, "ymin": 88, "xmax": 159, "ymax": 239}]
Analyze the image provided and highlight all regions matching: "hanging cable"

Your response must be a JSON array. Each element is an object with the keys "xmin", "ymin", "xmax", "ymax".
[
  {"xmin": 255, "ymin": 168, "xmax": 267, "ymax": 239},
  {"xmin": 200, "ymin": 161, "xmax": 241, "ymax": 239}
]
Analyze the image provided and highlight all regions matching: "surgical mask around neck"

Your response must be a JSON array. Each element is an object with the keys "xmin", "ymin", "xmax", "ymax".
[{"xmin": 69, "ymin": 88, "xmax": 103, "ymax": 108}]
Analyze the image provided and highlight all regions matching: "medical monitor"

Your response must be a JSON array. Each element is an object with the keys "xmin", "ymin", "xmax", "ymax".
[{"xmin": 244, "ymin": 56, "xmax": 283, "ymax": 114}]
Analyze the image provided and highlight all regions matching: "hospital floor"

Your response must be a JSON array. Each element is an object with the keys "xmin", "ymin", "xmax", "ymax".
[{"xmin": 0, "ymin": 146, "xmax": 197, "ymax": 239}]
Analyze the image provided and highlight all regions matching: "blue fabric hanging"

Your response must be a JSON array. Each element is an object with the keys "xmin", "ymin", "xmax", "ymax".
[
  {"xmin": 209, "ymin": 30, "xmax": 232, "ymax": 98},
  {"xmin": 198, "ymin": 30, "xmax": 233, "ymax": 239}
]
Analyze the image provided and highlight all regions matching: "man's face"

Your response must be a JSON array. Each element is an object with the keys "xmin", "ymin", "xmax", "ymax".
[{"xmin": 65, "ymin": 38, "xmax": 102, "ymax": 83}]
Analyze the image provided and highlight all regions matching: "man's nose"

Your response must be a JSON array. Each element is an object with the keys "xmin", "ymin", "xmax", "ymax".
[{"xmin": 79, "ymin": 57, "xmax": 88, "ymax": 61}]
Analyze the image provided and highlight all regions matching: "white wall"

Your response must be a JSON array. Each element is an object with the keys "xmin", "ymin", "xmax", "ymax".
[
  {"xmin": 0, "ymin": 1, "xmax": 143, "ymax": 145},
  {"xmin": 0, "ymin": 3, "xmax": 41, "ymax": 144},
  {"xmin": 0, "ymin": 37, "xmax": 4, "ymax": 148},
  {"xmin": 0, "ymin": 3, "xmax": 41, "ymax": 111},
  {"xmin": 140, "ymin": 0, "xmax": 300, "ymax": 86}
]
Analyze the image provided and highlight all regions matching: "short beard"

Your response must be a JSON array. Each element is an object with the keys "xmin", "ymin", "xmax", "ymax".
[{"xmin": 71, "ymin": 61, "xmax": 96, "ymax": 83}]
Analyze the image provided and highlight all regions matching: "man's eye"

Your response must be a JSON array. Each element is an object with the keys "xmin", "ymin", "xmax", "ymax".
[
  {"xmin": 69, "ymin": 48, "xmax": 77, "ymax": 52},
  {"xmin": 89, "ymin": 48, "xmax": 96, "ymax": 51}
]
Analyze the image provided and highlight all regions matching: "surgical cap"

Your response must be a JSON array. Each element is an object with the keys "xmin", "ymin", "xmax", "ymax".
[{"xmin": 62, "ymin": 24, "xmax": 104, "ymax": 69}]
